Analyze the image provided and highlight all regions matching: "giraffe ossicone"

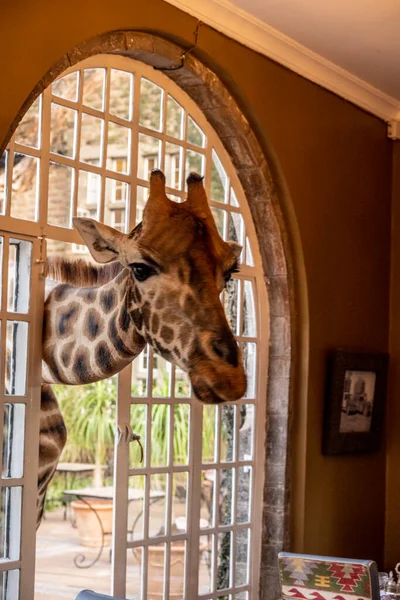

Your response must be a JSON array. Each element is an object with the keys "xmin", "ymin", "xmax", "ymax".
[{"xmin": 37, "ymin": 170, "xmax": 246, "ymax": 525}]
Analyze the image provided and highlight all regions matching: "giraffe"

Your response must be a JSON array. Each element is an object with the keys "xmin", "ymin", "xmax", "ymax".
[{"xmin": 37, "ymin": 169, "xmax": 246, "ymax": 526}]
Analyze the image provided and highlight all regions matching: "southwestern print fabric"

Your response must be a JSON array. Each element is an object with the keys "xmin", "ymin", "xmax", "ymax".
[{"xmin": 278, "ymin": 554, "xmax": 378, "ymax": 600}]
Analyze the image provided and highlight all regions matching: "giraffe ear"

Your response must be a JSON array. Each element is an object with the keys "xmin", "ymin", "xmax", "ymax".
[
  {"xmin": 227, "ymin": 241, "xmax": 243, "ymax": 259},
  {"xmin": 73, "ymin": 217, "xmax": 125, "ymax": 263}
]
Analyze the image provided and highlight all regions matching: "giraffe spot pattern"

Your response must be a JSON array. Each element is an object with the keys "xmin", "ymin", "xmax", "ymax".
[
  {"xmin": 151, "ymin": 313, "xmax": 160, "ymax": 334},
  {"xmin": 131, "ymin": 309, "xmax": 143, "ymax": 331},
  {"xmin": 85, "ymin": 308, "xmax": 103, "ymax": 341},
  {"xmin": 57, "ymin": 302, "xmax": 81, "ymax": 338},
  {"xmin": 54, "ymin": 284, "xmax": 73, "ymax": 302},
  {"xmin": 73, "ymin": 347, "xmax": 91, "ymax": 383},
  {"xmin": 95, "ymin": 341, "xmax": 113, "ymax": 374},
  {"xmin": 183, "ymin": 294, "xmax": 196, "ymax": 318},
  {"xmin": 155, "ymin": 295, "xmax": 165, "ymax": 310},
  {"xmin": 119, "ymin": 304, "xmax": 131, "ymax": 333},
  {"xmin": 78, "ymin": 288, "xmax": 97, "ymax": 304},
  {"xmin": 160, "ymin": 325, "xmax": 174, "ymax": 344},
  {"xmin": 60, "ymin": 341, "xmax": 75, "ymax": 368},
  {"xmin": 108, "ymin": 314, "xmax": 133, "ymax": 358},
  {"xmin": 179, "ymin": 324, "xmax": 192, "ymax": 347},
  {"xmin": 46, "ymin": 345, "xmax": 63, "ymax": 382},
  {"xmin": 100, "ymin": 290, "xmax": 117, "ymax": 313},
  {"xmin": 142, "ymin": 302, "xmax": 151, "ymax": 330}
]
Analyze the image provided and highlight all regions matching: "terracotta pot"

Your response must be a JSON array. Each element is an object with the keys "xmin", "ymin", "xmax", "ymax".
[{"xmin": 71, "ymin": 499, "xmax": 113, "ymax": 548}]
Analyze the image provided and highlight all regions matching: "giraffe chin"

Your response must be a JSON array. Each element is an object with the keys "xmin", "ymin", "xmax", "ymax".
[{"xmin": 191, "ymin": 383, "xmax": 227, "ymax": 404}]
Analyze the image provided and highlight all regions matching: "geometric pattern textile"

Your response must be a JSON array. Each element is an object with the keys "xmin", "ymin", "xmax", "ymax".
[{"xmin": 278, "ymin": 552, "xmax": 380, "ymax": 600}]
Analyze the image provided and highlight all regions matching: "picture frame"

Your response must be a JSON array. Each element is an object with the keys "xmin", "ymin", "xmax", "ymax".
[{"xmin": 322, "ymin": 350, "xmax": 388, "ymax": 455}]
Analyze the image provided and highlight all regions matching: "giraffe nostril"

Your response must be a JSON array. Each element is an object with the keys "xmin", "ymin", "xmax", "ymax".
[{"xmin": 212, "ymin": 339, "xmax": 224, "ymax": 359}]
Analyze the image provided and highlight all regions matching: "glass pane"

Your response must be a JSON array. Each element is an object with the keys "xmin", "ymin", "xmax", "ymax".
[
  {"xmin": 199, "ymin": 534, "xmax": 213, "ymax": 595},
  {"xmin": 10, "ymin": 154, "xmax": 39, "ymax": 222},
  {"xmin": 242, "ymin": 343, "xmax": 256, "ymax": 399},
  {"xmin": 219, "ymin": 468, "xmax": 234, "ymax": 526},
  {"xmin": 80, "ymin": 113, "xmax": 103, "ymax": 166},
  {"xmin": 0, "ymin": 487, "xmax": 22, "ymax": 560},
  {"xmin": 175, "ymin": 367, "xmax": 190, "ymax": 399},
  {"xmin": 230, "ymin": 187, "xmax": 239, "ymax": 208},
  {"xmin": 149, "ymin": 474, "xmax": 167, "ymax": 537},
  {"xmin": 170, "ymin": 541, "xmax": 186, "ymax": 598},
  {"xmin": 166, "ymin": 96, "xmax": 184, "ymax": 139},
  {"xmin": 0, "ymin": 569, "xmax": 20, "ymax": 600},
  {"xmin": 173, "ymin": 404, "xmax": 190, "ymax": 465},
  {"xmin": 0, "ymin": 151, "xmax": 8, "ymax": 215},
  {"xmin": 235, "ymin": 593, "xmax": 248, "ymax": 600},
  {"xmin": 228, "ymin": 212, "xmax": 244, "ymax": 246},
  {"xmin": 126, "ymin": 546, "xmax": 143, "ymax": 600},
  {"xmin": 2, "ymin": 404, "xmax": 25, "ymax": 479},
  {"xmin": 185, "ymin": 150, "xmax": 204, "ymax": 182},
  {"xmin": 237, "ymin": 467, "xmax": 252, "ymax": 524},
  {"xmin": 148, "ymin": 543, "xmax": 166, "ymax": 598},
  {"xmin": 224, "ymin": 277, "xmax": 239, "ymax": 336},
  {"xmin": 110, "ymin": 69, "xmax": 133, "ymax": 120},
  {"xmin": 52, "ymin": 72, "xmax": 79, "ymax": 102},
  {"xmin": 5, "ymin": 321, "xmax": 28, "ymax": 396},
  {"xmin": 212, "ymin": 207, "xmax": 226, "ymax": 238},
  {"xmin": 172, "ymin": 472, "xmax": 188, "ymax": 534},
  {"xmin": 165, "ymin": 143, "xmax": 182, "ymax": 190},
  {"xmin": 242, "ymin": 281, "xmax": 256, "ymax": 337},
  {"xmin": 140, "ymin": 79, "xmax": 163, "ymax": 132},
  {"xmin": 151, "ymin": 404, "xmax": 169, "ymax": 467},
  {"xmin": 48, "ymin": 162, "xmax": 74, "ymax": 228},
  {"xmin": 132, "ymin": 345, "xmax": 149, "ymax": 397},
  {"xmin": 107, "ymin": 122, "xmax": 130, "ymax": 174},
  {"xmin": 221, "ymin": 405, "xmax": 236, "ymax": 462},
  {"xmin": 217, "ymin": 531, "xmax": 233, "ymax": 591},
  {"xmin": 152, "ymin": 355, "xmax": 171, "ymax": 398},
  {"xmin": 130, "ymin": 404, "xmax": 147, "ymax": 467},
  {"xmin": 128, "ymin": 475, "xmax": 146, "ymax": 542},
  {"xmin": 201, "ymin": 470, "xmax": 215, "ymax": 529},
  {"xmin": 14, "ymin": 96, "xmax": 41, "ymax": 149},
  {"xmin": 245, "ymin": 238, "xmax": 254, "ymax": 267},
  {"xmin": 77, "ymin": 170, "xmax": 101, "ymax": 220},
  {"xmin": 136, "ymin": 185, "xmax": 148, "ymax": 225},
  {"xmin": 211, "ymin": 151, "xmax": 228, "ymax": 203},
  {"xmin": 236, "ymin": 529, "xmax": 250, "ymax": 587},
  {"xmin": 239, "ymin": 404, "xmax": 254, "ymax": 461},
  {"xmin": 82, "ymin": 68, "xmax": 105, "ymax": 111},
  {"xmin": 7, "ymin": 239, "xmax": 32, "ymax": 314},
  {"xmin": 137, "ymin": 134, "xmax": 161, "ymax": 181},
  {"xmin": 50, "ymin": 103, "xmax": 77, "ymax": 158},
  {"xmin": 187, "ymin": 117, "xmax": 205, "ymax": 147},
  {"xmin": 105, "ymin": 178, "xmax": 129, "ymax": 232},
  {"xmin": 202, "ymin": 405, "xmax": 216, "ymax": 463}
]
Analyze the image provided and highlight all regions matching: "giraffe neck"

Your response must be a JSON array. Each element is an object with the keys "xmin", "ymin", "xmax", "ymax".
[{"xmin": 42, "ymin": 268, "xmax": 145, "ymax": 385}]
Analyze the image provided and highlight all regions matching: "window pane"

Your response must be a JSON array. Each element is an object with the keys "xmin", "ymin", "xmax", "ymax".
[
  {"xmin": 243, "ymin": 280, "xmax": 256, "ymax": 337},
  {"xmin": 228, "ymin": 212, "xmax": 244, "ymax": 246},
  {"xmin": 149, "ymin": 475, "xmax": 167, "ymax": 537},
  {"xmin": 50, "ymin": 103, "xmax": 77, "ymax": 158},
  {"xmin": 151, "ymin": 404, "xmax": 170, "ymax": 467},
  {"xmin": 132, "ymin": 344, "xmax": 148, "ymax": 396},
  {"xmin": 0, "ymin": 487, "xmax": 22, "ymax": 560},
  {"xmin": 52, "ymin": 72, "xmax": 79, "ymax": 102},
  {"xmin": 140, "ymin": 79, "xmax": 163, "ymax": 132},
  {"xmin": 245, "ymin": 237, "xmax": 254, "ymax": 267},
  {"xmin": 185, "ymin": 150, "xmax": 204, "ymax": 182},
  {"xmin": 173, "ymin": 404, "xmax": 190, "ymax": 466},
  {"xmin": 211, "ymin": 151, "xmax": 228, "ymax": 203},
  {"xmin": 221, "ymin": 405, "xmax": 236, "ymax": 462},
  {"xmin": 148, "ymin": 543, "xmax": 166, "ymax": 598},
  {"xmin": 166, "ymin": 96, "xmax": 184, "ymax": 139},
  {"xmin": 239, "ymin": 404, "xmax": 254, "ymax": 461},
  {"xmin": 165, "ymin": 143, "xmax": 182, "ymax": 190},
  {"xmin": 137, "ymin": 134, "xmax": 161, "ymax": 181},
  {"xmin": 2, "ymin": 404, "xmax": 25, "ymax": 479},
  {"xmin": 135, "ymin": 186, "xmax": 148, "ymax": 225},
  {"xmin": 175, "ymin": 367, "xmax": 190, "ymax": 399},
  {"xmin": 224, "ymin": 277, "xmax": 239, "ymax": 336},
  {"xmin": 235, "ymin": 529, "xmax": 250, "ymax": 587},
  {"xmin": 126, "ymin": 546, "xmax": 143, "ymax": 600},
  {"xmin": 105, "ymin": 178, "xmax": 129, "ymax": 233},
  {"xmin": 107, "ymin": 122, "xmax": 130, "ymax": 174},
  {"xmin": 199, "ymin": 534, "xmax": 214, "ymax": 595},
  {"xmin": 242, "ymin": 343, "xmax": 256, "ymax": 399},
  {"xmin": 172, "ymin": 472, "xmax": 188, "ymax": 534},
  {"xmin": 203, "ymin": 405, "xmax": 217, "ymax": 463},
  {"xmin": 187, "ymin": 116, "xmax": 205, "ymax": 147},
  {"xmin": 211, "ymin": 207, "xmax": 226, "ymax": 238},
  {"xmin": 7, "ymin": 239, "xmax": 31, "ymax": 314},
  {"xmin": 0, "ymin": 569, "xmax": 20, "ymax": 600},
  {"xmin": 128, "ymin": 475, "xmax": 145, "ymax": 541},
  {"xmin": 219, "ymin": 468, "xmax": 234, "ymax": 525},
  {"xmin": 217, "ymin": 531, "xmax": 233, "ymax": 591},
  {"xmin": 77, "ymin": 170, "xmax": 101, "ymax": 220},
  {"xmin": 237, "ymin": 467, "xmax": 252, "ymax": 524},
  {"xmin": 110, "ymin": 69, "xmax": 133, "ymax": 120},
  {"xmin": 48, "ymin": 162, "xmax": 74, "ymax": 228},
  {"xmin": 130, "ymin": 404, "xmax": 147, "ymax": 468},
  {"xmin": 5, "ymin": 321, "xmax": 28, "ymax": 396},
  {"xmin": 82, "ymin": 68, "xmax": 105, "ymax": 111},
  {"xmin": 14, "ymin": 96, "xmax": 41, "ymax": 149},
  {"xmin": 201, "ymin": 469, "xmax": 215, "ymax": 528},
  {"xmin": 0, "ymin": 151, "xmax": 8, "ymax": 215},
  {"xmin": 10, "ymin": 154, "xmax": 39, "ymax": 222},
  {"xmin": 152, "ymin": 356, "xmax": 171, "ymax": 398},
  {"xmin": 230, "ymin": 187, "xmax": 239, "ymax": 207},
  {"xmin": 170, "ymin": 541, "xmax": 186, "ymax": 598},
  {"xmin": 80, "ymin": 113, "xmax": 103, "ymax": 166}
]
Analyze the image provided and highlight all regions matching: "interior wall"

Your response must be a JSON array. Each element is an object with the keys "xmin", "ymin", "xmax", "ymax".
[{"xmin": 0, "ymin": 0, "xmax": 392, "ymax": 566}]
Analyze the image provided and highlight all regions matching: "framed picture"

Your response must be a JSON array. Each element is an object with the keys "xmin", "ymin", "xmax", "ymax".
[{"xmin": 322, "ymin": 350, "xmax": 388, "ymax": 455}]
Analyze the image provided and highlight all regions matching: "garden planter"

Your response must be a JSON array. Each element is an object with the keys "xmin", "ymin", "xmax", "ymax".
[{"xmin": 71, "ymin": 499, "xmax": 113, "ymax": 548}]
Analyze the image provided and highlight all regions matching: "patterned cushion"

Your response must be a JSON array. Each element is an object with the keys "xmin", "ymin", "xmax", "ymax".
[{"xmin": 278, "ymin": 553, "xmax": 380, "ymax": 600}]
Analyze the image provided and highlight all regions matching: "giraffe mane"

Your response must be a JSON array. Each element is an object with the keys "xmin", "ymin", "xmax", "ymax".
[{"xmin": 46, "ymin": 257, "xmax": 124, "ymax": 287}]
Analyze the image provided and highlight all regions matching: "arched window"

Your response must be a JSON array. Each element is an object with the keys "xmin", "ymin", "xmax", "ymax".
[{"xmin": 0, "ymin": 55, "xmax": 268, "ymax": 599}]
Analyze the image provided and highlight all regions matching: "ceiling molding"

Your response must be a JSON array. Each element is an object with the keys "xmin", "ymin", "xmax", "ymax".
[{"xmin": 165, "ymin": 0, "xmax": 400, "ymax": 125}]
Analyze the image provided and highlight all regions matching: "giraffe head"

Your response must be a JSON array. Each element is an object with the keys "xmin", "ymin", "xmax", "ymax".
[{"xmin": 73, "ymin": 170, "xmax": 246, "ymax": 404}]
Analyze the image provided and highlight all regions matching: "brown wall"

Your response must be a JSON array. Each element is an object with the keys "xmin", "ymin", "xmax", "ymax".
[{"xmin": 0, "ymin": 0, "xmax": 392, "ymax": 566}]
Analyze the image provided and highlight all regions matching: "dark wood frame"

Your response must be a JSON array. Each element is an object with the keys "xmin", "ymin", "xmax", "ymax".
[{"xmin": 322, "ymin": 350, "xmax": 388, "ymax": 455}]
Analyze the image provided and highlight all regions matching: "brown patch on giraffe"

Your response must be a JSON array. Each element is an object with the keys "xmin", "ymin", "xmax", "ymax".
[
  {"xmin": 60, "ymin": 341, "xmax": 75, "ymax": 368},
  {"xmin": 119, "ymin": 303, "xmax": 131, "ymax": 333},
  {"xmin": 160, "ymin": 325, "xmax": 174, "ymax": 345},
  {"xmin": 142, "ymin": 302, "xmax": 151, "ymax": 330},
  {"xmin": 95, "ymin": 341, "xmax": 113, "ymax": 374},
  {"xmin": 46, "ymin": 345, "xmax": 63, "ymax": 382},
  {"xmin": 173, "ymin": 346, "xmax": 181, "ymax": 359},
  {"xmin": 84, "ymin": 308, "xmax": 104, "ymax": 341},
  {"xmin": 161, "ymin": 311, "xmax": 180, "ymax": 325},
  {"xmin": 100, "ymin": 290, "xmax": 117, "ymax": 314},
  {"xmin": 155, "ymin": 294, "xmax": 165, "ymax": 310},
  {"xmin": 183, "ymin": 294, "xmax": 197, "ymax": 318},
  {"xmin": 134, "ymin": 286, "xmax": 142, "ymax": 303},
  {"xmin": 54, "ymin": 284, "xmax": 73, "ymax": 302},
  {"xmin": 179, "ymin": 324, "xmax": 192, "ymax": 347},
  {"xmin": 151, "ymin": 312, "xmax": 160, "ymax": 335},
  {"xmin": 108, "ymin": 313, "xmax": 134, "ymax": 358},
  {"xmin": 73, "ymin": 346, "xmax": 91, "ymax": 383},
  {"xmin": 78, "ymin": 288, "xmax": 97, "ymax": 304},
  {"xmin": 56, "ymin": 302, "xmax": 81, "ymax": 338},
  {"xmin": 131, "ymin": 308, "xmax": 143, "ymax": 331}
]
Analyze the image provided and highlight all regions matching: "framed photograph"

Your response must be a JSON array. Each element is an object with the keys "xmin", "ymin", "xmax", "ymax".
[{"xmin": 322, "ymin": 350, "xmax": 388, "ymax": 455}]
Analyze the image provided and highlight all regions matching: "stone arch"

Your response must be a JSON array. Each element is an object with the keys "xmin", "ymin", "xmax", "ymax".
[{"xmin": 3, "ymin": 31, "xmax": 298, "ymax": 599}]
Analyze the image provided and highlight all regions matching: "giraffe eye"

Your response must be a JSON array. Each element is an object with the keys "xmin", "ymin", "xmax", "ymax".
[{"xmin": 131, "ymin": 263, "xmax": 155, "ymax": 282}]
